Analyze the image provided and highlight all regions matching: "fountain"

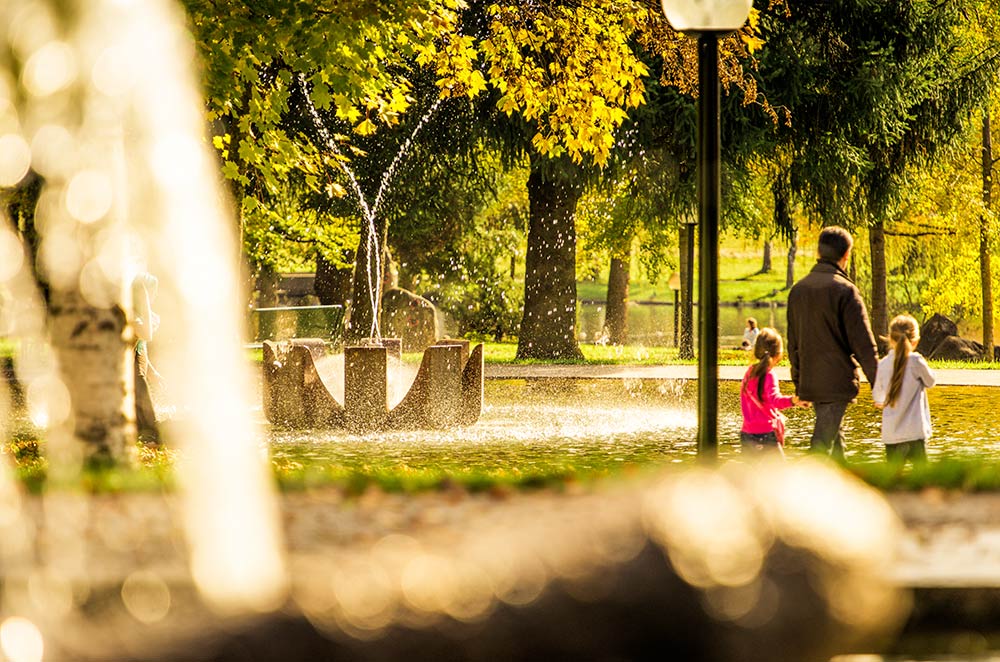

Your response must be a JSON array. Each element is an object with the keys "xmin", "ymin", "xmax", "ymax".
[
  {"xmin": 0, "ymin": 1, "xmax": 928, "ymax": 660},
  {"xmin": 256, "ymin": 76, "xmax": 484, "ymax": 433},
  {"xmin": 262, "ymin": 337, "xmax": 483, "ymax": 432}
]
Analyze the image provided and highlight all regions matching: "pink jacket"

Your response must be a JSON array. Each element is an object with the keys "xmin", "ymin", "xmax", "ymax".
[{"xmin": 740, "ymin": 368, "xmax": 795, "ymax": 434}]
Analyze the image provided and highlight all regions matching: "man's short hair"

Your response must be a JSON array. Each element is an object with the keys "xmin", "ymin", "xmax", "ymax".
[{"xmin": 818, "ymin": 226, "xmax": 853, "ymax": 262}]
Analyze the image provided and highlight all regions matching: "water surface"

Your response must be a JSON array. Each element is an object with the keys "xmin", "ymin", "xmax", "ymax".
[{"xmin": 268, "ymin": 380, "xmax": 998, "ymax": 469}]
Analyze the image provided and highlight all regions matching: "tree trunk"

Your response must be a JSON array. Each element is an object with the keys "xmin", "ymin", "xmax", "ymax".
[
  {"xmin": 761, "ymin": 238, "xmax": 772, "ymax": 274},
  {"xmin": 256, "ymin": 264, "xmax": 279, "ymax": 308},
  {"xmin": 679, "ymin": 223, "xmax": 695, "ymax": 360},
  {"xmin": 346, "ymin": 216, "xmax": 389, "ymax": 342},
  {"xmin": 315, "ymin": 251, "xmax": 353, "ymax": 307},
  {"xmin": 7, "ymin": 173, "xmax": 47, "ymax": 303},
  {"xmin": 604, "ymin": 248, "xmax": 630, "ymax": 345},
  {"xmin": 516, "ymin": 161, "xmax": 585, "ymax": 360},
  {"xmin": 48, "ymin": 290, "xmax": 131, "ymax": 465},
  {"xmin": 785, "ymin": 228, "xmax": 797, "ymax": 290},
  {"xmin": 982, "ymin": 112, "xmax": 995, "ymax": 360},
  {"xmin": 869, "ymin": 220, "xmax": 888, "ymax": 355}
]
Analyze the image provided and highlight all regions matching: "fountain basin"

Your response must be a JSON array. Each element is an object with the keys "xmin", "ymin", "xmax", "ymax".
[{"xmin": 263, "ymin": 339, "xmax": 483, "ymax": 433}]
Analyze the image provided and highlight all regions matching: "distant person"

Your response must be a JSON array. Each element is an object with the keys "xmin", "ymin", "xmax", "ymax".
[
  {"xmin": 132, "ymin": 272, "xmax": 162, "ymax": 443},
  {"xmin": 787, "ymin": 226, "xmax": 878, "ymax": 462},
  {"xmin": 740, "ymin": 328, "xmax": 809, "ymax": 456},
  {"xmin": 871, "ymin": 315, "xmax": 935, "ymax": 466},
  {"xmin": 742, "ymin": 317, "xmax": 759, "ymax": 350}
]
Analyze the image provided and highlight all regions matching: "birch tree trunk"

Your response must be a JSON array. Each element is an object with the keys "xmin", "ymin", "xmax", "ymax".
[{"xmin": 48, "ymin": 291, "xmax": 131, "ymax": 464}]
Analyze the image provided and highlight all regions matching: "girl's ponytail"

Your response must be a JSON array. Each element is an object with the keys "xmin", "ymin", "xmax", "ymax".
[
  {"xmin": 749, "ymin": 328, "xmax": 784, "ymax": 401},
  {"xmin": 886, "ymin": 315, "xmax": 919, "ymax": 408}
]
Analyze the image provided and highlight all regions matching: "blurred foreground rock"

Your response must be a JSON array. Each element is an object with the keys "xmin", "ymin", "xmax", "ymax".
[{"xmin": 37, "ymin": 461, "xmax": 906, "ymax": 662}]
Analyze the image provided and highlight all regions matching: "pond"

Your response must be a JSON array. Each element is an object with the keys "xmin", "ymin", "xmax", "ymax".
[
  {"xmin": 576, "ymin": 302, "xmax": 786, "ymax": 348},
  {"xmin": 268, "ymin": 379, "xmax": 999, "ymax": 470}
]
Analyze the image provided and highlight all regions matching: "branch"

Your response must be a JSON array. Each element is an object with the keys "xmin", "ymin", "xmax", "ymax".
[{"xmin": 883, "ymin": 229, "xmax": 957, "ymax": 238}]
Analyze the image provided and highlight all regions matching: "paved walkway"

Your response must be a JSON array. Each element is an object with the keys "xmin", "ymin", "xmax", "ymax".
[{"xmin": 485, "ymin": 363, "xmax": 1000, "ymax": 387}]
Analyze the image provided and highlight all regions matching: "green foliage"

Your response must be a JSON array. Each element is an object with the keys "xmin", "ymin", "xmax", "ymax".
[
  {"xmin": 756, "ymin": 0, "xmax": 1000, "ymax": 226},
  {"xmin": 241, "ymin": 187, "xmax": 359, "ymax": 273},
  {"xmin": 1, "ymin": 435, "xmax": 175, "ymax": 494},
  {"xmin": 271, "ymin": 461, "xmax": 583, "ymax": 495},
  {"xmin": 481, "ymin": 0, "xmax": 770, "ymax": 166},
  {"xmin": 396, "ymin": 158, "xmax": 529, "ymax": 341},
  {"xmin": 0, "ymin": 338, "xmax": 16, "ymax": 359},
  {"xmin": 179, "ymin": 0, "xmax": 480, "ymax": 282}
]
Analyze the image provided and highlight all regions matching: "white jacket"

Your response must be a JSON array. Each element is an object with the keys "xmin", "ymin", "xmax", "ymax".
[{"xmin": 871, "ymin": 350, "xmax": 935, "ymax": 444}]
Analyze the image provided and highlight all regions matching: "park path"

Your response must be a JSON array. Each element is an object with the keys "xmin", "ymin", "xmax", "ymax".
[{"xmin": 485, "ymin": 363, "xmax": 1000, "ymax": 387}]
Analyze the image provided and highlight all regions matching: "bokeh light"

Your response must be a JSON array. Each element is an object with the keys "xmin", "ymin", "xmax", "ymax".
[
  {"xmin": 0, "ymin": 134, "xmax": 31, "ymax": 186},
  {"xmin": 0, "ymin": 617, "xmax": 43, "ymax": 662}
]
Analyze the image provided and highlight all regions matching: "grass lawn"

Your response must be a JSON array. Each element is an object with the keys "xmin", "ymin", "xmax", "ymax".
[
  {"xmin": 577, "ymin": 234, "xmax": 815, "ymax": 305},
  {"xmin": 248, "ymin": 342, "xmax": 1000, "ymax": 370},
  {"xmin": 480, "ymin": 341, "xmax": 751, "ymax": 365},
  {"xmin": 7, "ymin": 435, "xmax": 1000, "ymax": 497}
]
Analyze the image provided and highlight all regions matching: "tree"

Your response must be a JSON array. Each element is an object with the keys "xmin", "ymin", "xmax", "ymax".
[
  {"xmin": 179, "ymin": 0, "xmax": 485, "ymax": 333},
  {"xmin": 1, "ymin": 2, "xmax": 136, "ymax": 463},
  {"xmin": 755, "ymin": 0, "xmax": 1000, "ymax": 342},
  {"xmin": 604, "ymin": 248, "xmax": 632, "ymax": 345},
  {"xmin": 477, "ymin": 0, "xmax": 769, "ymax": 360},
  {"xmin": 982, "ymin": 112, "xmax": 995, "ymax": 357}
]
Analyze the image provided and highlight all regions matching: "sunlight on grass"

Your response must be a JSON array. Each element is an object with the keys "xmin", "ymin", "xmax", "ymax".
[{"xmin": 481, "ymin": 341, "xmax": 767, "ymax": 366}]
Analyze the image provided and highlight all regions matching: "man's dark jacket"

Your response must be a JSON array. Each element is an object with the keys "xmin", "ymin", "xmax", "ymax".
[{"xmin": 787, "ymin": 260, "xmax": 879, "ymax": 402}]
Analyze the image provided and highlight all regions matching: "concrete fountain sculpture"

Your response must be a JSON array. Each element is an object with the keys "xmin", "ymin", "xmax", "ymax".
[
  {"xmin": 260, "ymin": 76, "xmax": 484, "ymax": 434},
  {"xmin": 262, "ymin": 338, "xmax": 484, "ymax": 432}
]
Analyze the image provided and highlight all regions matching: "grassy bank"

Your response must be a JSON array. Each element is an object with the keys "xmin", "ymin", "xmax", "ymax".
[
  {"xmin": 7, "ymin": 432, "xmax": 1000, "ymax": 497},
  {"xmin": 245, "ymin": 342, "xmax": 1000, "ymax": 370},
  {"xmin": 577, "ymin": 235, "xmax": 814, "ymax": 305}
]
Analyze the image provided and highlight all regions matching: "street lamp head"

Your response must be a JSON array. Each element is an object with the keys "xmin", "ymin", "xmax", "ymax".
[
  {"xmin": 668, "ymin": 271, "xmax": 681, "ymax": 292},
  {"xmin": 660, "ymin": 0, "xmax": 753, "ymax": 33}
]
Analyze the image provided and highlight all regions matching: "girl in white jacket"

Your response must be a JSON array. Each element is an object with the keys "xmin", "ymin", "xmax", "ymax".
[{"xmin": 871, "ymin": 314, "xmax": 936, "ymax": 465}]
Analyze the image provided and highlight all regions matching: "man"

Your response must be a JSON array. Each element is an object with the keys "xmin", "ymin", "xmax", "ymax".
[{"xmin": 787, "ymin": 226, "xmax": 878, "ymax": 461}]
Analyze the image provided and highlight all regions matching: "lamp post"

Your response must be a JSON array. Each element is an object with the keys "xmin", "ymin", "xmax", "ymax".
[
  {"xmin": 661, "ymin": 0, "xmax": 752, "ymax": 460},
  {"xmin": 668, "ymin": 271, "xmax": 681, "ymax": 347}
]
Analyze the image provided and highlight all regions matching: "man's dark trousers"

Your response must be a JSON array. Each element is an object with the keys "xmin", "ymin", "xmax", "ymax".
[{"xmin": 810, "ymin": 401, "xmax": 849, "ymax": 462}]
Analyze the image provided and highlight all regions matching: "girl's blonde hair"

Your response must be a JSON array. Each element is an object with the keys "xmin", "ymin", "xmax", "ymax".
[
  {"xmin": 748, "ymin": 328, "xmax": 783, "ymax": 400},
  {"xmin": 886, "ymin": 314, "xmax": 919, "ymax": 407}
]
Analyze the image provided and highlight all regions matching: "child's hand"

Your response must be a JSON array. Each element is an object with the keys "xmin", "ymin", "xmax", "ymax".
[
  {"xmin": 873, "ymin": 402, "xmax": 884, "ymax": 410},
  {"xmin": 792, "ymin": 396, "xmax": 811, "ymax": 408}
]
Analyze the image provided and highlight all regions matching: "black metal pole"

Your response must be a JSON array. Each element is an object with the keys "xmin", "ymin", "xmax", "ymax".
[
  {"xmin": 673, "ymin": 289, "xmax": 679, "ymax": 347},
  {"xmin": 697, "ymin": 32, "xmax": 720, "ymax": 460}
]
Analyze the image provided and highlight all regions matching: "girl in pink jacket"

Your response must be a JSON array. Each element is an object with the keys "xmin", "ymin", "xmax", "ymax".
[{"xmin": 741, "ymin": 328, "xmax": 810, "ymax": 455}]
